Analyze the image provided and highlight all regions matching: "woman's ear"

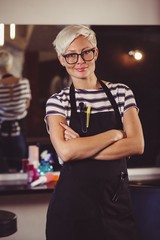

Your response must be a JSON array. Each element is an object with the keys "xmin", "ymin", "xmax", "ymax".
[{"xmin": 94, "ymin": 48, "xmax": 99, "ymax": 61}]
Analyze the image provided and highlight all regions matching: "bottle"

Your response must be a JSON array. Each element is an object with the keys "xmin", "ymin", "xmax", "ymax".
[
  {"xmin": 31, "ymin": 172, "xmax": 54, "ymax": 187},
  {"xmin": 38, "ymin": 150, "xmax": 53, "ymax": 175},
  {"xmin": 28, "ymin": 145, "xmax": 39, "ymax": 169},
  {"xmin": 38, "ymin": 158, "xmax": 53, "ymax": 175},
  {"xmin": 27, "ymin": 164, "xmax": 34, "ymax": 183}
]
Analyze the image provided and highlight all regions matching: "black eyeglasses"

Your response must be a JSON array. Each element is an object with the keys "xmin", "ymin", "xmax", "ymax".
[{"xmin": 62, "ymin": 48, "xmax": 96, "ymax": 64}]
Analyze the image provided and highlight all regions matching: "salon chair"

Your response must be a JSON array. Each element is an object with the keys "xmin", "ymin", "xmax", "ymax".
[{"xmin": 0, "ymin": 210, "xmax": 17, "ymax": 237}]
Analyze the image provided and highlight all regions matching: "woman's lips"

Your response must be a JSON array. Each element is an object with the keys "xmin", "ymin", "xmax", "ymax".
[{"xmin": 75, "ymin": 67, "xmax": 86, "ymax": 72}]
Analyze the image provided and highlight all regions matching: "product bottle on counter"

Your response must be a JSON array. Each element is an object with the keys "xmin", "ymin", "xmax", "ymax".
[
  {"xmin": 27, "ymin": 145, "xmax": 40, "ymax": 183},
  {"xmin": 27, "ymin": 164, "xmax": 34, "ymax": 183},
  {"xmin": 28, "ymin": 145, "xmax": 39, "ymax": 169},
  {"xmin": 38, "ymin": 150, "xmax": 53, "ymax": 175},
  {"xmin": 38, "ymin": 158, "xmax": 53, "ymax": 175},
  {"xmin": 27, "ymin": 164, "xmax": 39, "ymax": 183}
]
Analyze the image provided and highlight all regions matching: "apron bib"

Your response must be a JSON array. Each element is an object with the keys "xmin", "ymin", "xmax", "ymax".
[{"xmin": 46, "ymin": 81, "xmax": 138, "ymax": 240}]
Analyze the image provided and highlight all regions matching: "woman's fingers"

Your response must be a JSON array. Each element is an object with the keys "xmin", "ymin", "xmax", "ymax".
[
  {"xmin": 60, "ymin": 122, "xmax": 79, "ymax": 140},
  {"xmin": 64, "ymin": 132, "xmax": 77, "ymax": 141}
]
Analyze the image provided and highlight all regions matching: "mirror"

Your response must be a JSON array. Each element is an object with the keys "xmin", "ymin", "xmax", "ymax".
[{"xmin": 1, "ymin": 24, "xmax": 160, "ymax": 173}]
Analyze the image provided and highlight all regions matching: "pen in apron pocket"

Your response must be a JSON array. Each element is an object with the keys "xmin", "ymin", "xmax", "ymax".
[{"xmin": 86, "ymin": 105, "xmax": 91, "ymax": 129}]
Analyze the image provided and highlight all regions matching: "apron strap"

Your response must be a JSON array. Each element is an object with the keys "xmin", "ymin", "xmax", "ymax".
[
  {"xmin": 98, "ymin": 80, "xmax": 123, "ymax": 130},
  {"xmin": 70, "ymin": 83, "xmax": 77, "ymax": 114}
]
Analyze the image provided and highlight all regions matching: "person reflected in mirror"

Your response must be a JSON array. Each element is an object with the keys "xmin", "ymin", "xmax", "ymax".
[
  {"xmin": 0, "ymin": 49, "xmax": 31, "ymax": 172},
  {"xmin": 45, "ymin": 25, "xmax": 144, "ymax": 240}
]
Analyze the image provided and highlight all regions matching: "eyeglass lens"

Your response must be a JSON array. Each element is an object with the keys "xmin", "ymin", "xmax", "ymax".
[{"xmin": 63, "ymin": 48, "xmax": 95, "ymax": 64}]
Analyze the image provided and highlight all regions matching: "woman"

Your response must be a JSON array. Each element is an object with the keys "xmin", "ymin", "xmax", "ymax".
[
  {"xmin": 45, "ymin": 25, "xmax": 144, "ymax": 240},
  {"xmin": 0, "ymin": 49, "xmax": 31, "ymax": 172}
]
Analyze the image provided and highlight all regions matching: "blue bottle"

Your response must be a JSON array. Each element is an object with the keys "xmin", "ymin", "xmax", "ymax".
[{"xmin": 38, "ymin": 150, "xmax": 53, "ymax": 175}]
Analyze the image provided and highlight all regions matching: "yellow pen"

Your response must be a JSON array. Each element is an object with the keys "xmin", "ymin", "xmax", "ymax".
[{"xmin": 86, "ymin": 105, "xmax": 91, "ymax": 128}]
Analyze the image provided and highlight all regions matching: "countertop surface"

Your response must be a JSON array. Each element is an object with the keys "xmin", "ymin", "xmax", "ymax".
[
  {"xmin": 1, "ymin": 169, "xmax": 160, "ymax": 195},
  {"xmin": 0, "ymin": 172, "xmax": 58, "ymax": 195},
  {"xmin": 0, "ymin": 181, "xmax": 56, "ymax": 195},
  {"xmin": 2, "ymin": 181, "xmax": 160, "ymax": 196}
]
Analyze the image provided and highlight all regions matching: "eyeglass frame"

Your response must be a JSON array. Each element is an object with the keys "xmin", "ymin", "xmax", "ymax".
[{"xmin": 62, "ymin": 48, "xmax": 96, "ymax": 64}]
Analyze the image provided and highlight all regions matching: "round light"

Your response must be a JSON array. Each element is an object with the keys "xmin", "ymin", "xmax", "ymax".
[
  {"xmin": 128, "ymin": 50, "xmax": 143, "ymax": 61},
  {"xmin": 134, "ymin": 51, "xmax": 143, "ymax": 61}
]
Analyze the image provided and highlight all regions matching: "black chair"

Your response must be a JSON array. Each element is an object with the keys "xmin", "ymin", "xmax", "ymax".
[{"xmin": 0, "ymin": 210, "xmax": 17, "ymax": 237}]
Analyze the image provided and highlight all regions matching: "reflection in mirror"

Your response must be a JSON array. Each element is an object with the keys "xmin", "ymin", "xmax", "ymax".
[
  {"xmin": 0, "ymin": 24, "xmax": 160, "ymax": 173},
  {"xmin": 0, "ymin": 25, "xmax": 68, "ymax": 173},
  {"xmin": 0, "ymin": 48, "xmax": 31, "ymax": 172}
]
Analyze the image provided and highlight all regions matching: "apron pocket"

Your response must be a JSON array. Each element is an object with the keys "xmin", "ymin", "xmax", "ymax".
[{"xmin": 112, "ymin": 171, "xmax": 128, "ymax": 202}]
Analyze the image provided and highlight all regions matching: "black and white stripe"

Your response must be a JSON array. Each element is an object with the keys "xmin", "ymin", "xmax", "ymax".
[
  {"xmin": 0, "ymin": 78, "xmax": 31, "ymax": 122},
  {"xmin": 0, "ymin": 78, "xmax": 31, "ymax": 136},
  {"xmin": 45, "ymin": 82, "xmax": 138, "ymax": 129}
]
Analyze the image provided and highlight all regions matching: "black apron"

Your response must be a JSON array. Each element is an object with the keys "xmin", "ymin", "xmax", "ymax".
[{"xmin": 46, "ymin": 81, "xmax": 138, "ymax": 240}]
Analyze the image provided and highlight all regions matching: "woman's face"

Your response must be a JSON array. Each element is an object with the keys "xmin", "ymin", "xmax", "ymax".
[{"xmin": 58, "ymin": 36, "xmax": 98, "ymax": 81}]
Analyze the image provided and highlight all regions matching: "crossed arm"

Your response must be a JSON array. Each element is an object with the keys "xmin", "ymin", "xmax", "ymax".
[{"xmin": 47, "ymin": 107, "xmax": 144, "ymax": 162}]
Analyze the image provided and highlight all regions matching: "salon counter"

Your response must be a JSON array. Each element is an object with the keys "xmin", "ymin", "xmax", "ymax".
[
  {"xmin": 2, "ymin": 167, "xmax": 159, "ymax": 192},
  {"xmin": 0, "ymin": 181, "xmax": 56, "ymax": 195},
  {"xmin": 0, "ymin": 172, "xmax": 58, "ymax": 195}
]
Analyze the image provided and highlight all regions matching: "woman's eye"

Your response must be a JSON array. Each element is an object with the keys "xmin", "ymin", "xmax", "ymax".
[
  {"xmin": 66, "ymin": 53, "xmax": 76, "ymax": 59},
  {"xmin": 83, "ymin": 50, "xmax": 91, "ymax": 55}
]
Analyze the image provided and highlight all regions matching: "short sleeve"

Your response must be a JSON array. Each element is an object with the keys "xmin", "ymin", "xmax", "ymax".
[
  {"xmin": 45, "ymin": 94, "xmax": 66, "ymax": 118},
  {"xmin": 123, "ymin": 86, "xmax": 138, "ymax": 113},
  {"xmin": 44, "ymin": 94, "xmax": 66, "ymax": 134},
  {"xmin": 109, "ymin": 82, "xmax": 139, "ymax": 117}
]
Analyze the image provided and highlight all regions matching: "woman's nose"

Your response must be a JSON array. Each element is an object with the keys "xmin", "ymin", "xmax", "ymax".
[{"xmin": 77, "ymin": 54, "xmax": 85, "ymax": 64}]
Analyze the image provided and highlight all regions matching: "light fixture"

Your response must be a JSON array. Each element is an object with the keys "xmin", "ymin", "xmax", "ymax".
[
  {"xmin": 10, "ymin": 23, "xmax": 16, "ymax": 40},
  {"xmin": 128, "ymin": 50, "xmax": 143, "ymax": 61},
  {"xmin": 0, "ymin": 23, "xmax": 4, "ymax": 46}
]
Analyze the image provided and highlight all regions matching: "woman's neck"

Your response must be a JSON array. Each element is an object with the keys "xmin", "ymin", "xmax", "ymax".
[{"xmin": 72, "ymin": 76, "xmax": 102, "ymax": 90}]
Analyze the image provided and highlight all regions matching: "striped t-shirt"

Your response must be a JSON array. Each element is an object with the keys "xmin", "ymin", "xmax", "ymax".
[
  {"xmin": 0, "ymin": 77, "xmax": 31, "ymax": 136},
  {"xmin": 45, "ymin": 82, "xmax": 138, "ymax": 132}
]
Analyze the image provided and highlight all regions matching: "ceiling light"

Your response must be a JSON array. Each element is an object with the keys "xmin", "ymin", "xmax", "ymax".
[
  {"xmin": 0, "ymin": 23, "xmax": 4, "ymax": 46},
  {"xmin": 128, "ymin": 50, "xmax": 143, "ymax": 61},
  {"xmin": 10, "ymin": 23, "xmax": 16, "ymax": 40}
]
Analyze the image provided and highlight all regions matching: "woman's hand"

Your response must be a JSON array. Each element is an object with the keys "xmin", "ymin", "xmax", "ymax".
[{"xmin": 60, "ymin": 122, "xmax": 79, "ymax": 141}]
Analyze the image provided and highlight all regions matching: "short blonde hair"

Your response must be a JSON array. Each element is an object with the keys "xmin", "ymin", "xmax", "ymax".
[
  {"xmin": 53, "ymin": 25, "xmax": 97, "ymax": 55},
  {"xmin": 0, "ymin": 49, "xmax": 13, "ymax": 71}
]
